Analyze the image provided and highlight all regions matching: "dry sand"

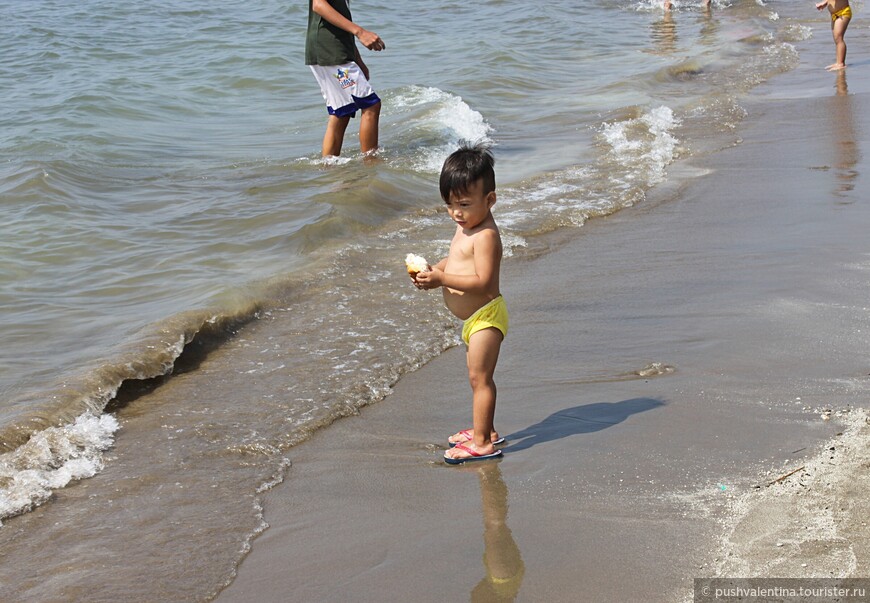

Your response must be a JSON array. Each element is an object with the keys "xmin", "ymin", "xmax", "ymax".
[
  {"xmin": 717, "ymin": 408, "xmax": 870, "ymax": 579},
  {"xmin": 217, "ymin": 39, "xmax": 870, "ymax": 603}
]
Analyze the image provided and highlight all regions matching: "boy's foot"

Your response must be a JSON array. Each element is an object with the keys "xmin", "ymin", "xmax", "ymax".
[
  {"xmin": 448, "ymin": 429, "xmax": 505, "ymax": 447},
  {"xmin": 444, "ymin": 442, "xmax": 503, "ymax": 465},
  {"xmin": 826, "ymin": 63, "xmax": 846, "ymax": 71}
]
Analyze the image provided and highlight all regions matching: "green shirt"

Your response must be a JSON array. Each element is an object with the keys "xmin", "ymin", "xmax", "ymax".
[{"xmin": 305, "ymin": 0, "xmax": 357, "ymax": 66}]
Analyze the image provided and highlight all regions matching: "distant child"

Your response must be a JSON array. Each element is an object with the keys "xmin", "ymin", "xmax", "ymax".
[
  {"xmin": 306, "ymin": 0, "xmax": 385, "ymax": 157},
  {"xmin": 664, "ymin": 0, "xmax": 712, "ymax": 12},
  {"xmin": 816, "ymin": 0, "xmax": 852, "ymax": 71},
  {"xmin": 413, "ymin": 142, "xmax": 508, "ymax": 464}
]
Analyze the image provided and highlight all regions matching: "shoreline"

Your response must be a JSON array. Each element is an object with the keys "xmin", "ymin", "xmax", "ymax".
[{"xmin": 217, "ymin": 33, "xmax": 870, "ymax": 602}]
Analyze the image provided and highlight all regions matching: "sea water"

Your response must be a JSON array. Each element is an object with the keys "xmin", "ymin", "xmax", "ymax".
[{"xmin": 0, "ymin": 0, "xmax": 820, "ymax": 599}]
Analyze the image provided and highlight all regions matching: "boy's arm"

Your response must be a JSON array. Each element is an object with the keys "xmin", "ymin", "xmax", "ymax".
[
  {"xmin": 311, "ymin": 0, "xmax": 385, "ymax": 51},
  {"xmin": 418, "ymin": 232, "xmax": 500, "ymax": 293}
]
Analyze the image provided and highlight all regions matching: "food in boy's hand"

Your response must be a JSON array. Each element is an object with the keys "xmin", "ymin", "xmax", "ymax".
[{"xmin": 405, "ymin": 253, "xmax": 429, "ymax": 278}]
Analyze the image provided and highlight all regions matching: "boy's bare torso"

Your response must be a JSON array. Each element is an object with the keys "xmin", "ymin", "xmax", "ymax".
[
  {"xmin": 442, "ymin": 218, "xmax": 502, "ymax": 320},
  {"xmin": 823, "ymin": 0, "xmax": 850, "ymax": 14}
]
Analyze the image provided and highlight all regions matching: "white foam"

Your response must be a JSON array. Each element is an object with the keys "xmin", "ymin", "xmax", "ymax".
[
  {"xmin": 294, "ymin": 155, "xmax": 354, "ymax": 167},
  {"xmin": 634, "ymin": 0, "xmax": 674, "ymax": 12},
  {"xmin": 390, "ymin": 86, "xmax": 493, "ymax": 173},
  {"xmin": 390, "ymin": 85, "xmax": 455, "ymax": 110},
  {"xmin": 599, "ymin": 106, "xmax": 680, "ymax": 187},
  {"xmin": 433, "ymin": 95, "xmax": 491, "ymax": 142},
  {"xmin": 782, "ymin": 24, "xmax": 813, "ymax": 42},
  {"xmin": 0, "ymin": 412, "xmax": 119, "ymax": 525},
  {"xmin": 762, "ymin": 42, "xmax": 799, "ymax": 67}
]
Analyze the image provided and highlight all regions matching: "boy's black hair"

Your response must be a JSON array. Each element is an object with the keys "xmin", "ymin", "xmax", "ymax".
[{"xmin": 439, "ymin": 141, "xmax": 496, "ymax": 202}]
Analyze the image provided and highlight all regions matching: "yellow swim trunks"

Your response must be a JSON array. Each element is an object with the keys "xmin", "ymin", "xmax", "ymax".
[
  {"xmin": 462, "ymin": 295, "xmax": 509, "ymax": 345},
  {"xmin": 832, "ymin": 5, "xmax": 852, "ymax": 20}
]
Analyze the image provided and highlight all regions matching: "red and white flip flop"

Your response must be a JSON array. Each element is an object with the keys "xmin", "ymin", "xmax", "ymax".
[
  {"xmin": 448, "ymin": 429, "xmax": 506, "ymax": 447},
  {"xmin": 444, "ymin": 443, "xmax": 503, "ymax": 465}
]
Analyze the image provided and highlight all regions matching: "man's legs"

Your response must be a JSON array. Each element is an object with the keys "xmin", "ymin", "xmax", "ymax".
[
  {"xmin": 322, "ymin": 114, "xmax": 351, "ymax": 157},
  {"xmin": 359, "ymin": 101, "xmax": 381, "ymax": 154}
]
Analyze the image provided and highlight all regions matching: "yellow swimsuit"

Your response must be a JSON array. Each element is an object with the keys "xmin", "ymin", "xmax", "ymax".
[
  {"xmin": 462, "ymin": 295, "xmax": 509, "ymax": 344},
  {"xmin": 832, "ymin": 5, "xmax": 852, "ymax": 21}
]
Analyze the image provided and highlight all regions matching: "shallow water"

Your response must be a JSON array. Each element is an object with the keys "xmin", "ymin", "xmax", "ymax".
[{"xmin": 0, "ymin": 0, "xmax": 832, "ymax": 598}]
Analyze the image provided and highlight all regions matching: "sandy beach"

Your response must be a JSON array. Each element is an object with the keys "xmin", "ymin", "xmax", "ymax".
[{"xmin": 216, "ymin": 29, "xmax": 870, "ymax": 603}]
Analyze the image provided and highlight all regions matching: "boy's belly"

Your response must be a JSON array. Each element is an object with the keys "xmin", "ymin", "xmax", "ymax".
[
  {"xmin": 829, "ymin": 0, "xmax": 850, "ymax": 14},
  {"xmin": 443, "ymin": 288, "xmax": 493, "ymax": 320}
]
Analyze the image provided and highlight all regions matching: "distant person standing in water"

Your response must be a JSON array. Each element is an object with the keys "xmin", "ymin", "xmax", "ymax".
[
  {"xmin": 306, "ymin": 0, "xmax": 385, "ymax": 157},
  {"xmin": 664, "ymin": 0, "xmax": 711, "ymax": 10},
  {"xmin": 816, "ymin": 0, "xmax": 851, "ymax": 70}
]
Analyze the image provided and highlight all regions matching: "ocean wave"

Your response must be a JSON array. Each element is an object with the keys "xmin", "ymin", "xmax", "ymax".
[
  {"xmin": 386, "ymin": 85, "xmax": 493, "ymax": 173},
  {"xmin": 473, "ymin": 104, "xmax": 681, "ymax": 239},
  {"xmin": 0, "ymin": 412, "xmax": 119, "ymax": 525},
  {"xmin": 600, "ymin": 105, "xmax": 681, "ymax": 188},
  {"xmin": 0, "ymin": 301, "xmax": 261, "ymax": 522}
]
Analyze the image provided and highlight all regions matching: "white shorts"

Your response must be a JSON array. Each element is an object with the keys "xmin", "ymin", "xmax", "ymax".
[{"xmin": 309, "ymin": 62, "xmax": 380, "ymax": 118}]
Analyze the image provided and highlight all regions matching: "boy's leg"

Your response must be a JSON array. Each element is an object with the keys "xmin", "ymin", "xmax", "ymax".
[
  {"xmin": 359, "ymin": 101, "xmax": 381, "ymax": 154},
  {"xmin": 445, "ymin": 328, "xmax": 503, "ymax": 460},
  {"xmin": 832, "ymin": 17, "xmax": 850, "ymax": 68},
  {"xmin": 322, "ymin": 114, "xmax": 351, "ymax": 157}
]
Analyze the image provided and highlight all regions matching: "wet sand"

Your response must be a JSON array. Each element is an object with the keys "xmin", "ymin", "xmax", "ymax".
[{"xmin": 217, "ymin": 35, "xmax": 870, "ymax": 603}]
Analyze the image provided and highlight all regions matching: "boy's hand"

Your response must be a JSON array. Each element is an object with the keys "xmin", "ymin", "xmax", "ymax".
[
  {"xmin": 816, "ymin": 1, "xmax": 828, "ymax": 9},
  {"xmin": 356, "ymin": 29, "xmax": 385, "ymax": 51},
  {"xmin": 413, "ymin": 267, "xmax": 441, "ymax": 290}
]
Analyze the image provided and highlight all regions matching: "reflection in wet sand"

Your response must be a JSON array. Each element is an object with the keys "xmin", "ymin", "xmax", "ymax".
[
  {"xmin": 650, "ymin": 11, "xmax": 678, "ymax": 55},
  {"xmin": 469, "ymin": 463, "xmax": 525, "ymax": 602},
  {"xmin": 830, "ymin": 70, "xmax": 860, "ymax": 196},
  {"xmin": 699, "ymin": 4, "xmax": 718, "ymax": 47}
]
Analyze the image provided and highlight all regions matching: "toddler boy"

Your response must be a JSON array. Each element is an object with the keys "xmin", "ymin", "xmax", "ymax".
[{"xmin": 414, "ymin": 143, "xmax": 508, "ymax": 464}]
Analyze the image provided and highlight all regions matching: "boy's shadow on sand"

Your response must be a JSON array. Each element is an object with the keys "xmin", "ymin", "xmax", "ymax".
[{"xmin": 503, "ymin": 398, "xmax": 664, "ymax": 454}]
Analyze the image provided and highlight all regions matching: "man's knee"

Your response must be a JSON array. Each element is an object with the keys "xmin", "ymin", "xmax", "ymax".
[{"xmin": 361, "ymin": 101, "xmax": 381, "ymax": 117}]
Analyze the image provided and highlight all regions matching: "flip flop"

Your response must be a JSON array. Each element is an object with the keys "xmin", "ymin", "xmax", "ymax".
[
  {"xmin": 444, "ymin": 443, "xmax": 504, "ymax": 465},
  {"xmin": 448, "ymin": 429, "xmax": 506, "ymax": 448}
]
